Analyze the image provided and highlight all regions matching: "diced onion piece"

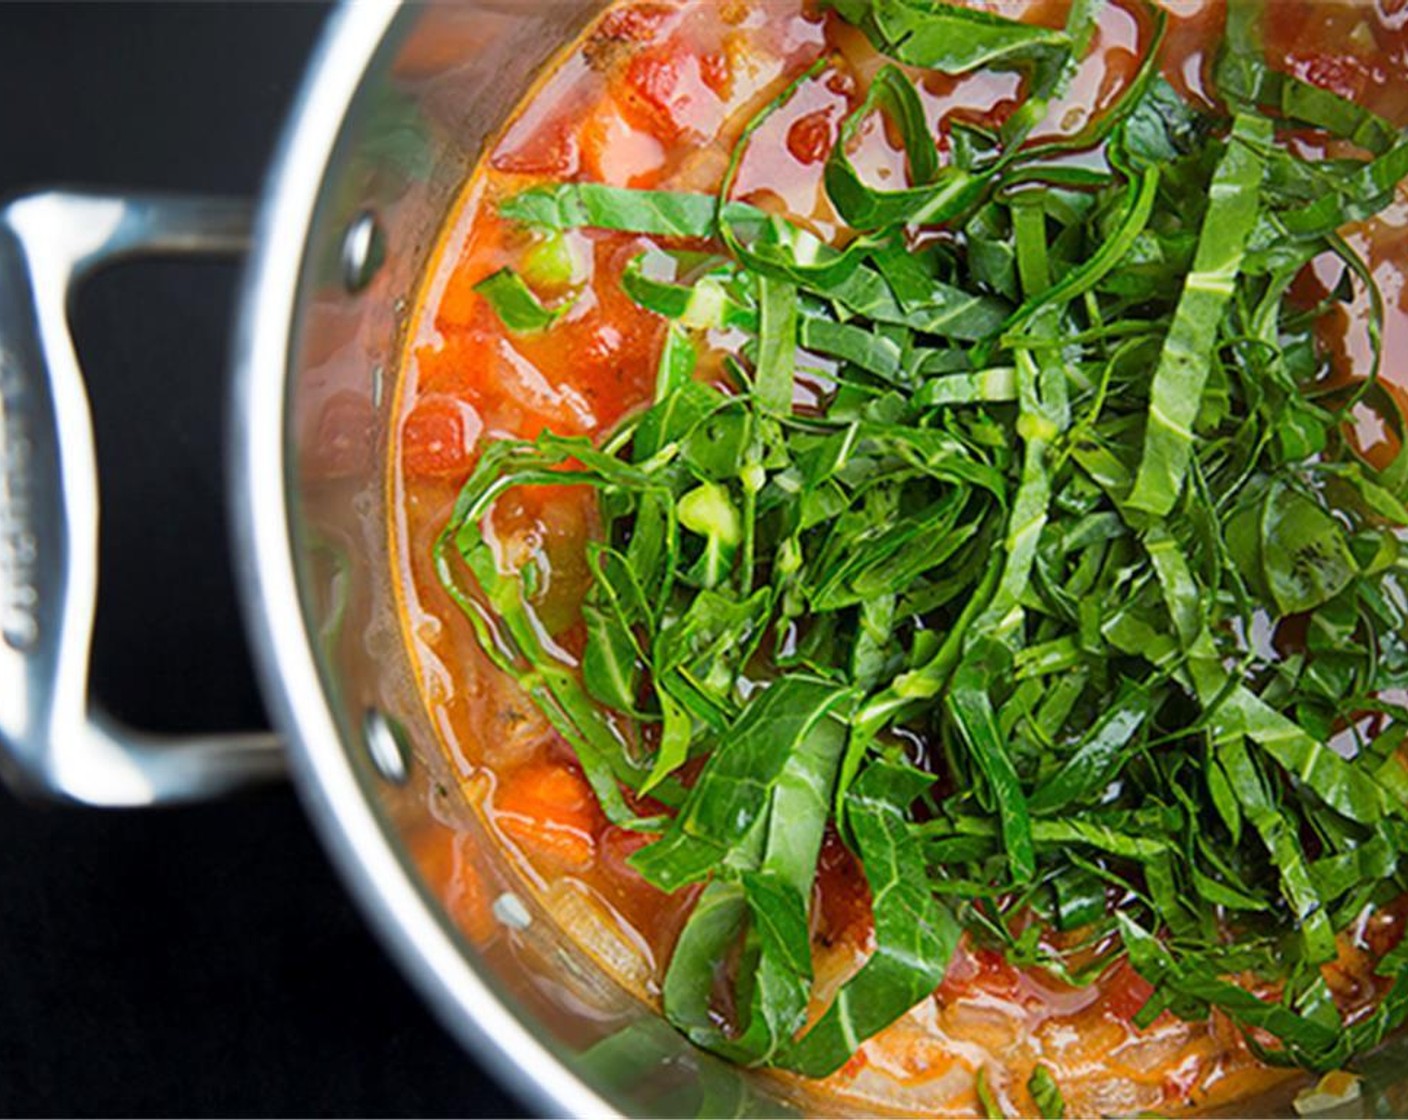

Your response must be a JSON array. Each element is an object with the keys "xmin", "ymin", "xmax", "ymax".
[
  {"xmin": 543, "ymin": 879, "xmax": 655, "ymax": 993},
  {"xmin": 1294, "ymin": 1070, "xmax": 1362, "ymax": 1116}
]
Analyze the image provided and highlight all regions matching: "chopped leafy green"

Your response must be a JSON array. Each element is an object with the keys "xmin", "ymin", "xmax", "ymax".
[
  {"xmin": 438, "ymin": 0, "xmax": 1408, "ymax": 1084},
  {"xmin": 947, "ymin": 646, "xmax": 1036, "ymax": 882},
  {"xmin": 500, "ymin": 181, "xmax": 761, "ymax": 238},
  {"xmin": 1126, "ymin": 112, "xmax": 1270, "ymax": 516},
  {"xmin": 975, "ymin": 1066, "xmax": 1004, "ymax": 1119},
  {"xmin": 1028, "ymin": 1064, "xmax": 1066, "ymax": 1120},
  {"xmin": 781, "ymin": 759, "xmax": 962, "ymax": 1077},
  {"xmin": 631, "ymin": 677, "xmax": 854, "ymax": 892},
  {"xmin": 823, "ymin": 0, "xmax": 1069, "ymax": 78},
  {"xmin": 755, "ymin": 276, "xmax": 798, "ymax": 416},
  {"xmin": 474, "ymin": 267, "xmax": 569, "ymax": 333},
  {"xmin": 825, "ymin": 65, "xmax": 985, "ymax": 230}
]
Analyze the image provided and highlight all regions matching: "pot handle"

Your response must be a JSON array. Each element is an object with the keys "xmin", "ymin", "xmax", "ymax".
[{"xmin": 0, "ymin": 190, "xmax": 284, "ymax": 806}]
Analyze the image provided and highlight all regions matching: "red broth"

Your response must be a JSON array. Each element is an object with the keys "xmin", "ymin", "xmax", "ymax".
[{"xmin": 390, "ymin": 2, "xmax": 1408, "ymax": 1114}]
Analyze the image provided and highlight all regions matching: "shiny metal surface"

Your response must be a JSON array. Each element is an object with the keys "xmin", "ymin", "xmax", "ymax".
[{"xmin": 0, "ymin": 190, "xmax": 282, "ymax": 806}]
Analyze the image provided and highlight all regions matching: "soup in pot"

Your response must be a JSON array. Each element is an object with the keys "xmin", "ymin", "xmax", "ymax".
[{"xmin": 391, "ymin": 1, "xmax": 1408, "ymax": 1115}]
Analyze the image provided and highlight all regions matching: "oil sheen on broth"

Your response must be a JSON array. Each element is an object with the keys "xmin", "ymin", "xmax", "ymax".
[{"xmin": 389, "ymin": 1, "xmax": 1408, "ymax": 1115}]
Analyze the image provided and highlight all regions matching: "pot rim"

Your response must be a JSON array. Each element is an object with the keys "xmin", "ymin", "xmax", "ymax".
[{"xmin": 228, "ymin": 5, "xmax": 614, "ymax": 1116}]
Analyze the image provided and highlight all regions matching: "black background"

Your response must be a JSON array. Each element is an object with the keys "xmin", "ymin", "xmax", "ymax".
[{"xmin": 0, "ymin": 5, "xmax": 525, "ymax": 1116}]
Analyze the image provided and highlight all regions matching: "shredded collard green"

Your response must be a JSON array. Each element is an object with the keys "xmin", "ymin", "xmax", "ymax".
[{"xmin": 435, "ymin": 0, "xmax": 1408, "ymax": 1084}]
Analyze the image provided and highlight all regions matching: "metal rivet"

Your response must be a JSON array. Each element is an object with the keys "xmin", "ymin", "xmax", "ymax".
[
  {"xmin": 363, "ymin": 708, "xmax": 410, "ymax": 785},
  {"xmin": 493, "ymin": 892, "xmax": 532, "ymax": 931},
  {"xmin": 341, "ymin": 210, "xmax": 385, "ymax": 293}
]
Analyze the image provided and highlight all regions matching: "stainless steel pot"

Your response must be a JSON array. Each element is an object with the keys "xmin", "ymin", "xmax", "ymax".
[{"xmin": 1, "ymin": 4, "xmax": 1406, "ymax": 1118}]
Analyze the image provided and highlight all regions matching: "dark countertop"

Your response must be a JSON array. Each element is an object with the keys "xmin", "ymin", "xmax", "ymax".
[{"xmin": 0, "ymin": 5, "xmax": 525, "ymax": 1115}]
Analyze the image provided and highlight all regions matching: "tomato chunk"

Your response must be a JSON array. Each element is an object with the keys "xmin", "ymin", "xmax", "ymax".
[
  {"xmin": 612, "ymin": 40, "xmax": 725, "ymax": 143},
  {"xmin": 1101, "ymin": 956, "xmax": 1157, "ymax": 1023},
  {"xmin": 813, "ymin": 829, "xmax": 873, "ymax": 947},
  {"xmin": 599, "ymin": 824, "xmax": 664, "ymax": 893},
  {"xmin": 622, "ymin": 50, "xmax": 686, "ymax": 133},
  {"xmin": 938, "ymin": 942, "xmax": 1023, "ymax": 1003},
  {"xmin": 699, "ymin": 50, "xmax": 732, "ymax": 98},
  {"xmin": 494, "ymin": 760, "xmax": 604, "ymax": 870},
  {"xmin": 786, "ymin": 107, "xmax": 837, "ymax": 165},
  {"xmin": 595, "ymin": 2, "xmax": 677, "ymax": 47},
  {"xmin": 579, "ymin": 96, "xmax": 669, "ymax": 186},
  {"xmin": 1290, "ymin": 50, "xmax": 1374, "ymax": 104},
  {"xmin": 492, "ymin": 113, "xmax": 581, "ymax": 177},
  {"xmin": 402, "ymin": 394, "xmax": 483, "ymax": 479}
]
